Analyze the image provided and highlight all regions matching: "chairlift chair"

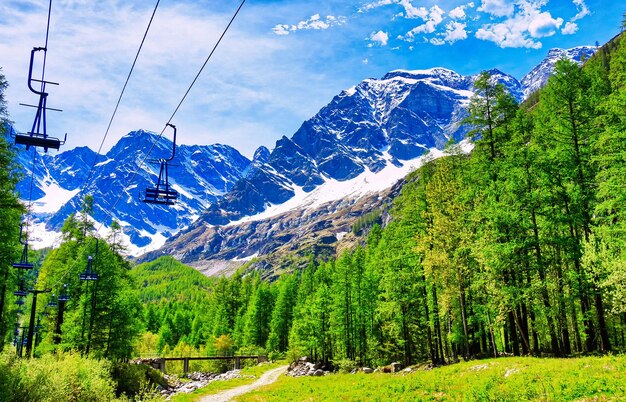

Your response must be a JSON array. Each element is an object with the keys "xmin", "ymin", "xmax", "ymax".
[
  {"xmin": 79, "ymin": 257, "xmax": 99, "ymax": 281},
  {"xmin": 13, "ymin": 277, "xmax": 28, "ymax": 297},
  {"xmin": 46, "ymin": 295, "xmax": 57, "ymax": 308},
  {"xmin": 142, "ymin": 124, "xmax": 179, "ymax": 205},
  {"xmin": 15, "ymin": 297, "xmax": 25, "ymax": 306},
  {"xmin": 13, "ymin": 47, "xmax": 67, "ymax": 152},
  {"xmin": 58, "ymin": 284, "xmax": 70, "ymax": 302},
  {"xmin": 12, "ymin": 224, "xmax": 34, "ymax": 270},
  {"xmin": 79, "ymin": 240, "xmax": 99, "ymax": 281}
]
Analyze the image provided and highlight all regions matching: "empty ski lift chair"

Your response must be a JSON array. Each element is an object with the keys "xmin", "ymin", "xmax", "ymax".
[
  {"xmin": 14, "ymin": 275, "xmax": 28, "ymax": 297},
  {"xmin": 142, "ymin": 124, "xmax": 179, "ymax": 205},
  {"xmin": 58, "ymin": 284, "xmax": 70, "ymax": 302},
  {"xmin": 13, "ymin": 47, "xmax": 66, "ymax": 152},
  {"xmin": 79, "ymin": 240, "xmax": 99, "ymax": 281},
  {"xmin": 12, "ymin": 224, "xmax": 34, "ymax": 270}
]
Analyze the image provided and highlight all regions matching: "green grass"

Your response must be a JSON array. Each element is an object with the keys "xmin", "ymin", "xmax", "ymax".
[
  {"xmin": 169, "ymin": 361, "xmax": 284, "ymax": 402},
  {"xmin": 234, "ymin": 355, "xmax": 626, "ymax": 401}
]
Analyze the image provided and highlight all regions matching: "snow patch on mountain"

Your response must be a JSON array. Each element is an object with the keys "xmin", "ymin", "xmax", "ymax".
[
  {"xmin": 227, "ymin": 140, "xmax": 472, "ymax": 227},
  {"xmin": 31, "ymin": 182, "xmax": 80, "ymax": 215}
]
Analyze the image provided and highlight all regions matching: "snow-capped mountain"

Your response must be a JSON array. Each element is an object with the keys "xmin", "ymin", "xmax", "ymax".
[
  {"xmin": 143, "ymin": 67, "xmax": 518, "ymax": 266},
  {"xmin": 521, "ymin": 46, "xmax": 597, "ymax": 98},
  {"xmin": 17, "ymin": 45, "xmax": 597, "ymax": 261},
  {"xmin": 145, "ymin": 45, "xmax": 597, "ymax": 268},
  {"xmin": 15, "ymin": 130, "xmax": 251, "ymax": 254},
  {"xmin": 186, "ymin": 67, "xmax": 519, "ymax": 228}
]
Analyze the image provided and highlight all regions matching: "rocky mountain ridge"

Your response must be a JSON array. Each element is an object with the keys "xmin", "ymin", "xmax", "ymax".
[{"xmin": 16, "ymin": 45, "xmax": 597, "ymax": 262}]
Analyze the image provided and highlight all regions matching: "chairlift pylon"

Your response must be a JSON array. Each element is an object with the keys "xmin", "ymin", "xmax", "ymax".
[
  {"xmin": 12, "ymin": 224, "xmax": 34, "ymax": 270},
  {"xmin": 142, "ymin": 124, "xmax": 179, "ymax": 205},
  {"xmin": 12, "ymin": 47, "xmax": 67, "ymax": 152}
]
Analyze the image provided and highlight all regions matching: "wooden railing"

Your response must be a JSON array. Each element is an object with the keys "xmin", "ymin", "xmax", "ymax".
[{"xmin": 140, "ymin": 355, "xmax": 268, "ymax": 373}]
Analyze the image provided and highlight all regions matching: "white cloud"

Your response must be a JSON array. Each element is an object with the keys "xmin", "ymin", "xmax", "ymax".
[
  {"xmin": 561, "ymin": 21, "xmax": 578, "ymax": 34},
  {"xmin": 398, "ymin": 0, "xmax": 429, "ymax": 19},
  {"xmin": 449, "ymin": 2, "xmax": 475, "ymax": 20},
  {"xmin": 272, "ymin": 24, "xmax": 294, "ymax": 35},
  {"xmin": 443, "ymin": 21, "xmax": 468, "ymax": 43},
  {"xmin": 572, "ymin": 0, "xmax": 590, "ymax": 21},
  {"xmin": 359, "ymin": 0, "xmax": 394, "ymax": 12},
  {"xmin": 428, "ymin": 5, "xmax": 446, "ymax": 24},
  {"xmin": 430, "ymin": 37, "xmax": 445, "ymax": 45},
  {"xmin": 410, "ymin": 21, "xmax": 438, "ymax": 34},
  {"xmin": 362, "ymin": 0, "xmax": 428, "ymax": 18},
  {"xmin": 474, "ymin": 0, "xmax": 572, "ymax": 49},
  {"xmin": 369, "ymin": 30, "xmax": 389, "ymax": 46},
  {"xmin": 476, "ymin": 19, "xmax": 542, "ymax": 49},
  {"xmin": 272, "ymin": 14, "xmax": 347, "ymax": 35},
  {"xmin": 528, "ymin": 12, "xmax": 563, "ymax": 37},
  {"xmin": 362, "ymin": 58, "xmax": 369, "ymax": 64},
  {"xmin": 399, "ymin": 5, "xmax": 445, "ymax": 40},
  {"xmin": 0, "ymin": 1, "xmax": 359, "ymax": 158},
  {"xmin": 478, "ymin": 0, "xmax": 515, "ymax": 17}
]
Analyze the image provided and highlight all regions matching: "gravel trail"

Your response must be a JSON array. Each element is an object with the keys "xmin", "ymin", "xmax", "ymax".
[{"xmin": 199, "ymin": 365, "xmax": 288, "ymax": 402}]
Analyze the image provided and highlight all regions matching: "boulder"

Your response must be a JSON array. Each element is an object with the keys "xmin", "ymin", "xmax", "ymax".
[
  {"xmin": 391, "ymin": 362, "xmax": 403, "ymax": 373},
  {"xmin": 362, "ymin": 367, "xmax": 373, "ymax": 374}
]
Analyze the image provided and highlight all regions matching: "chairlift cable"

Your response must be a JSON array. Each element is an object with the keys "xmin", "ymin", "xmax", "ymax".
[
  {"xmin": 42, "ymin": 1, "xmax": 161, "ymax": 290},
  {"xmin": 92, "ymin": 0, "xmax": 247, "ymax": 234},
  {"xmin": 165, "ymin": 0, "xmax": 247, "ymax": 125},
  {"xmin": 40, "ymin": 0, "xmax": 52, "ymax": 94},
  {"xmin": 81, "ymin": 0, "xmax": 161, "ymax": 194},
  {"xmin": 49, "ymin": 0, "xmax": 247, "ymax": 290},
  {"xmin": 19, "ymin": 0, "xmax": 52, "ymax": 239}
]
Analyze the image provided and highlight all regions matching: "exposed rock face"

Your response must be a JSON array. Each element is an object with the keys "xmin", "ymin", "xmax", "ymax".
[
  {"xmin": 19, "ymin": 45, "xmax": 597, "ymax": 262},
  {"xmin": 146, "ymin": 66, "xmax": 523, "ymax": 267},
  {"xmin": 139, "ymin": 169, "xmax": 408, "ymax": 274},
  {"xmin": 196, "ymin": 67, "xmax": 516, "ymax": 229}
]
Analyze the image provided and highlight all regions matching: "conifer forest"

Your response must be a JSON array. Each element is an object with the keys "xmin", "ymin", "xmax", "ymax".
[{"xmin": 0, "ymin": 11, "xmax": 625, "ymax": 402}]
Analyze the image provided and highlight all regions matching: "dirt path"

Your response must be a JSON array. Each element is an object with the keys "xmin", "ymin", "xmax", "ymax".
[{"xmin": 199, "ymin": 365, "xmax": 288, "ymax": 402}]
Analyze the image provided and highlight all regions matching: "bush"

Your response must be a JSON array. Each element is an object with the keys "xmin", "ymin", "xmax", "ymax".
[
  {"xmin": 111, "ymin": 363, "xmax": 167, "ymax": 398},
  {"xmin": 286, "ymin": 347, "xmax": 305, "ymax": 364},
  {"xmin": 333, "ymin": 358, "xmax": 358, "ymax": 373},
  {"xmin": 0, "ymin": 351, "xmax": 117, "ymax": 402},
  {"xmin": 267, "ymin": 351, "xmax": 285, "ymax": 361}
]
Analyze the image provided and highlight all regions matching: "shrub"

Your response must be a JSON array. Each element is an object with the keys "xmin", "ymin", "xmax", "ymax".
[
  {"xmin": 333, "ymin": 358, "xmax": 358, "ymax": 373},
  {"xmin": 267, "ymin": 351, "xmax": 285, "ymax": 362},
  {"xmin": 286, "ymin": 347, "xmax": 304, "ymax": 364},
  {"xmin": 111, "ymin": 363, "xmax": 167, "ymax": 398},
  {"xmin": 0, "ymin": 351, "xmax": 117, "ymax": 402}
]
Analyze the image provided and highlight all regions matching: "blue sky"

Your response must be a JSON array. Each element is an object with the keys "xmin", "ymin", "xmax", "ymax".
[{"xmin": 0, "ymin": 0, "xmax": 623, "ymax": 158}]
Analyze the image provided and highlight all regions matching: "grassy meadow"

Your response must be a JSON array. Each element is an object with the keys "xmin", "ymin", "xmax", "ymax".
[{"xmin": 234, "ymin": 356, "xmax": 626, "ymax": 402}]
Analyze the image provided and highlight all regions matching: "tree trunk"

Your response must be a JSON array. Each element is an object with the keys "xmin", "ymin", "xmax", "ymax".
[{"xmin": 432, "ymin": 287, "xmax": 445, "ymax": 363}]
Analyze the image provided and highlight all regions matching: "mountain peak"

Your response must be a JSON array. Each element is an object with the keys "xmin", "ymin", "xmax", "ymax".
[
  {"xmin": 252, "ymin": 146, "xmax": 270, "ymax": 165},
  {"xmin": 521, "ymin": 45, "xmax": 597, "ymax": 98},
  {"xmin": 382, "ymin": 67, "xmax": 463, "ymax": 83}
]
